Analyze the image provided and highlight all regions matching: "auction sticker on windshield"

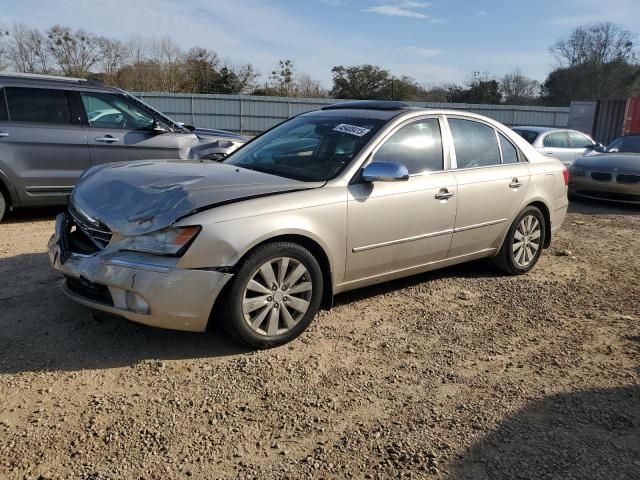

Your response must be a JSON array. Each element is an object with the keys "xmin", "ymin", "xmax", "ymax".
[{"xmin": 333, "ymin": 124, "xmax": 371, "ymax": 137}]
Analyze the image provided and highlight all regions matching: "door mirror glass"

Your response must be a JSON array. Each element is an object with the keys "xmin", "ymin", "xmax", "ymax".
[{"xmin": 361, "ymin": 161, "xmax": 409, "ymax": 182}]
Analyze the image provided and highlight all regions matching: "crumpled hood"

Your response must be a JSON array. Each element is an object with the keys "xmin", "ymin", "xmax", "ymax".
[
  {"xmin": 71, "ymin": 160, "xmax": 320, "ymax": 236},
  {"xmin": 574, "ymin": 152, "xmax": 640, "ymax": 171}
]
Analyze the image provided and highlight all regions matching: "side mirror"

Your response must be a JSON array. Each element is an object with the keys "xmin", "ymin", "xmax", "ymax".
[
  {"xmin": 362, "ymin": 161, "xmax": 409, "ymax": 183},
  {"xmin": 152, "ymin": 119, "xmax": 168, "ymax": 134}
]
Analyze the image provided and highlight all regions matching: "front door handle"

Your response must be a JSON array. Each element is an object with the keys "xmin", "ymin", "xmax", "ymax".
[
  {"xmin": 435, "ymin": 188, "xmax": 455, "ymax": 200},
  {"xmin": 509, "ymin": 178, "xmax": 523, "ymax": 189},
  {"xmin": 0, "ymin": 132, "xmax": 9, "ymax": 138},
  {"xmin": 95, "ymin": 136, "xmax": 119, "ymax": 143}
]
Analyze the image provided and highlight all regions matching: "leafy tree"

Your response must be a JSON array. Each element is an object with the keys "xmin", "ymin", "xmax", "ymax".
[
  {"xmin": 446, "ymin": 72, "xmax": 502, "ymax": 104},
  {"xmin": 330, "ymin": 64, "xmax": 392, "ymax": 99},
  {"xmin": 543, "ymin": 22, "xmax": 640, "ymax": 104},
  {"xmin": 181, "ymin": 47, "xmax": 219, "ymax": 93},
  {"xmin": 542, "ymin": 61, "xmax": 640, "ymax": 105}
]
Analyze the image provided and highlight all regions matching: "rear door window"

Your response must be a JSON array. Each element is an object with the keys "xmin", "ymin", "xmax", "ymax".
[
  {"xmin": 449, "ymin": 118, "xmax": 501, "ymax": 168},
  {"xmin": 567, "ymin": 131, "xmax": 593, "ymax": 148},
  {"xmin": 543, "ymin": 132, "xmax": 570, "ymax": 148},
  {"xmin": 5, "ymin": 87, "xmax": 71, "ymax": 124}
]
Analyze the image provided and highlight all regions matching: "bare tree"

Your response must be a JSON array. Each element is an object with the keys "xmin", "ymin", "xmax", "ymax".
[
  {"xmin": 500, "ymin": 69, "xmax": 540, "ymax": 104},
  {"xmin": 126, "ymin": 35, "xmax": 148, "ymax": 65},
  {"xmin": 551, "ymin": 22, "xmax": 638, "ymax": 67},
  {"xmin": 148, "ymin": 36, "xmax": 184, "ymax": 92},
  {"xmin": 6, "ymin": 24, "xmax": 50, "ymax": 73},
  {"xmin": 293, "ymin": 72, "xmax": 328, "ymax": 98},
  {"xmin": 0, "ymin": 27, "xmax": 9, "ymax": 71},
  {"xmin": 98, "ymin": 38, "xmax": 129, "ymax": 82},
  {"xmin": 46, "ymin": 25, "xmax": 103, "ymax": 77}
]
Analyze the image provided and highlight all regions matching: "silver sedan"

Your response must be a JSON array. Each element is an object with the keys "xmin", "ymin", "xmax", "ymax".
[
  {"xmin": 513, "ymin": 126, "xmax": 600, "ymax": 167},
  {"xmin": 49, "ymin": 101, "xmax": 569, "ymax": 348}
]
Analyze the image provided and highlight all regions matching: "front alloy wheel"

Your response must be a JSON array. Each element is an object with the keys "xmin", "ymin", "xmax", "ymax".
[
  {"xmin": 242, "ymin": 257, "xmax": 313, "ymax": 336},
  {"xmin": 223, "ymin": 242, "xmax": 323, "ymax": 348}
]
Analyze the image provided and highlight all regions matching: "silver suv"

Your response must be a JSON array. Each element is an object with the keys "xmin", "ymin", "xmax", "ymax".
[{"xmin": 0, "ymin": 73, "xmax": 247, "ymax": 221}]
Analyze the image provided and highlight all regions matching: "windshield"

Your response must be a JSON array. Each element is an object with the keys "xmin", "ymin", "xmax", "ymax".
[
  {"xmin": 224, "ymin": 115, "xmax": 386, "ymax": 181},
  {"xmin": 512, "ymin": 129, "xmax": 539, "ymax": 144},
  {"xmin": 605, "ymin": 135, "xmax": 640, "ymax": 153}
]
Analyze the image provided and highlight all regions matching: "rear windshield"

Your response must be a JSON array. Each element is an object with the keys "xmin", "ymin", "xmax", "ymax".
[
  {"xmin": 605, "ymin": 135, "xmax": 640, "ymax": 153},
  {"xmin": 225, "ymin": 115, "xmax": 386, "ymax": 182},
  {"xmin": 513, "ymin": 129, "xmax": 539, "ymax": 144}
]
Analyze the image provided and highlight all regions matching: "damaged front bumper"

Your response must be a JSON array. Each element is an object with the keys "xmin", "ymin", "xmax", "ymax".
[{"xmin": 48, "ymin": 213, "xmax": 233, "ymax": 332}]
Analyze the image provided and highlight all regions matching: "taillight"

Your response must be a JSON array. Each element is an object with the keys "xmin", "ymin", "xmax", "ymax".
[{"xmin": 562, "ymin": 168, "xmax": 569, "ymax": 186}]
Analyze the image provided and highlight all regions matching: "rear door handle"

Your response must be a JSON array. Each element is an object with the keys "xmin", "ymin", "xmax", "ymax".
[
  {"xmin": 509, "ymin": 178, "xmax": 523, "ymax": 189},
  {"xmin": 435, "ymin": 188, "xmax": 455, "ymax": 200},
  {"xmin": 0, "ymin": 132, "xmax": 9, "ymax": 138},
  {"xmin": 95, "ymin": 136, "xmax": 119, "ymax": 143}
]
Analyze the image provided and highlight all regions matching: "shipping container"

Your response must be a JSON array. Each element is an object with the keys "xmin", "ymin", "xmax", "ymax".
[{"xmin": 623, "ymin": 96, "xmax": 640, "ymax": 136}]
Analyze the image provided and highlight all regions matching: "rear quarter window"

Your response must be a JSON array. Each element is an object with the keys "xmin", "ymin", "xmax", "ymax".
[{"xmin": 5, "ymin": 87, "xmax": 71, "ymax": 124}]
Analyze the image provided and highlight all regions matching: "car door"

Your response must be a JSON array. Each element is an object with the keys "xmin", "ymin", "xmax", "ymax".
[
  {"xmin": 567, "ymin": 131, "xmax": 596, "ymax": 162},
  {"xmin": 541, "ymin": 131, "xmax": 574, "ymax": 165},
  {"xmin": 445, "ymin": 116, "xmax": 530, "ymax": 258},
  {"xmin": 345, "ymin": 116, "xmax": 457, "ymax": 282},
  {"xmin": 76, "ymin": 91, "xmax": 191, "ymax": 166},
  {"xmin": 0, "ymin": 86, "xmax": 89, "ymax": 205}
]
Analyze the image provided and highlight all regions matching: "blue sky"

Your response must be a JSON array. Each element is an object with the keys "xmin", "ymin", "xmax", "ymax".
[{"xmin": 2, "ymin": 0, "xmax": 639, "ymax": 87}]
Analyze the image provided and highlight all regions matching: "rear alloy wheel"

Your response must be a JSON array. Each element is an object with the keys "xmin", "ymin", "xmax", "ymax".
[
  {"xmin": 223, "ymin": 242, "xmax": 323, "ymax": 348},
  {"xmin": 493, "ymin": 206, "xmax": 546, "ymax": 275}
]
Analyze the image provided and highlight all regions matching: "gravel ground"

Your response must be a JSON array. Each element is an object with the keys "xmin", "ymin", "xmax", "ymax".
[{"xmin": 0, "ymin": 200, "xmax": 639, "ymax": 480}]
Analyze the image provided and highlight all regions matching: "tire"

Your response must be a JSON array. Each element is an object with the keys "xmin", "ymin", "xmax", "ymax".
[
  {"xmin": 493, "ymin": 205, "xmax": 546, "ymax": 275},
  {"xmin": 0, "ymin": 190, "xmax": 6, "ymax": 223},
  {"xmin": 222, "ymin": 241, "xmax": 323, "ymax": 348}
]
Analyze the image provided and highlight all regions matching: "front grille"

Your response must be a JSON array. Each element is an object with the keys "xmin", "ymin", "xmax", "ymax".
[
  {"xmin": 616, "ymin": 174, "xmax": 640, "ymax": 184},
  {"xmin": 68, "ymin": 203, "xmax": 112, "ymax": 251},
  {"xmin": 590, "ymin": 172, "xmax": 612, "ymax": 182},
  {"xmin": 66, "ymin": 277, "xmax": 114, "ymax": 306}
]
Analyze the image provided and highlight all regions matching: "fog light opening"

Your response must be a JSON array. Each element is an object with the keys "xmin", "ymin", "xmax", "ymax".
[{"xmin": 125, "ymin": 291, "xmax": 150, "ymax": 314}]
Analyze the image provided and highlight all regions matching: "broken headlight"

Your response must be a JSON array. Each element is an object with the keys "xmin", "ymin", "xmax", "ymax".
[{"xmin": 119, "ymin": 226, "xmax": 201, "ymax": 256}]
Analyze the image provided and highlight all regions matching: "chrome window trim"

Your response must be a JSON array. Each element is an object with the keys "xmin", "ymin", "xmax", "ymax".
[
  {"xmin": 443, "ymin": 114, "xmax": 528, "ymax": 171},
  {"xmin": 347, "ymin": 113, "xmax": 448, "ymax": 184}
]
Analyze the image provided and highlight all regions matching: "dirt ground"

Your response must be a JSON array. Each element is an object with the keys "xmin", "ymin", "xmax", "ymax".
[{"xmin": 0, "ymin": 200, "xmax": 638, "ymax": 480}]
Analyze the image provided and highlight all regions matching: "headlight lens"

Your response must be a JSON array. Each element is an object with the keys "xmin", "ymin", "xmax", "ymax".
[
  {"xmin": 569, "ymin": 165, "xmax": 586, "ymax": 177},
  {"xmin": 119, "ymin": 226, "xmax": 201, "ymax": 256}
]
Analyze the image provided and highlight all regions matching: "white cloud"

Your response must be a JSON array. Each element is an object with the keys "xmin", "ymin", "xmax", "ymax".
[
  {"xmin": 364, "ymin": 0, "xmax": 432, "ymax": 19},
  {"xmin": 365, "ymin": 5, "xmax": 429, "ymax": 19},
  {"xmin": 477, "ymin": 10, "xmax": 488, "ymax": 16},
  {"xmin": 399, "ymin": 46, "xmax": 443, "ymax": 57}
]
